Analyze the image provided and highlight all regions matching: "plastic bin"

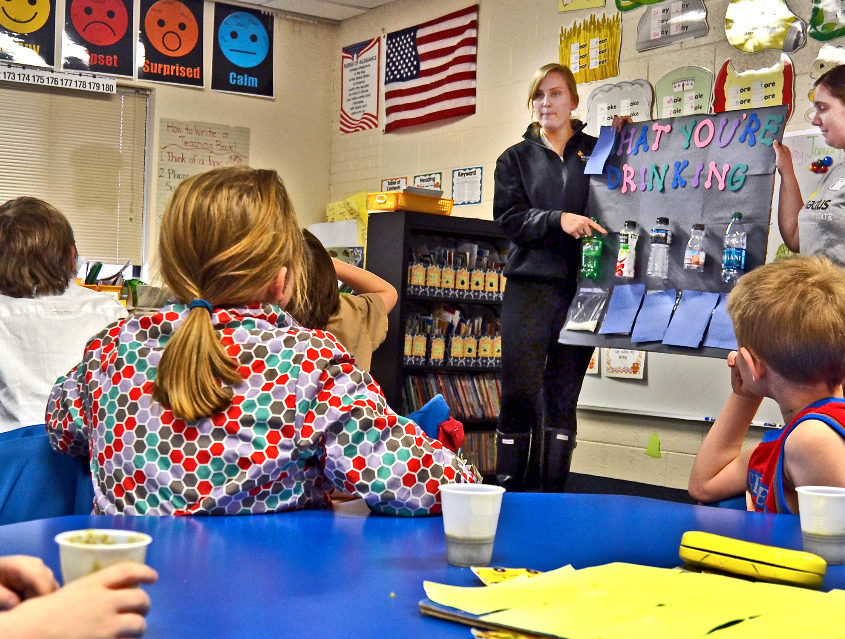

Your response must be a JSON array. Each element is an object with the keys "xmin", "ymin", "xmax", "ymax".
[{"xmin": 368, "ymin": 192, "xmax": 453, "ymax": 215}]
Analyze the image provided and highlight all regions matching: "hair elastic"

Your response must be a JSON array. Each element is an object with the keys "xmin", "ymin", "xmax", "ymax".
[{"xmin": 187, "ymin": 298, "xmax": 213, "ymax": 314}]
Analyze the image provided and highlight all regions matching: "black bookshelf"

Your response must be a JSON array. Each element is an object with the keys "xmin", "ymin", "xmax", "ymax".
[{"xmin": 367, "ymin": 210, "xmax": 507, "ymax": 475}]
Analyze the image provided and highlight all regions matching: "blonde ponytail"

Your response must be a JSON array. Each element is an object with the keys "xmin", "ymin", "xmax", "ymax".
[{"xmin": 153, "ymin": 167, "xmax": 304, "ymax": 421}]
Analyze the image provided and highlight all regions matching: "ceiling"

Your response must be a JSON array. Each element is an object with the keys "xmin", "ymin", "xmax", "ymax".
[{"xmin": 248, "ymin": 0, "xmax": 396, "ymax": 23}]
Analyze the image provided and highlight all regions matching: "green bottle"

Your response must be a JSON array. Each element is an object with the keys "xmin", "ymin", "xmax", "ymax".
[{"xmin": 579, "ymin": 219, "xmax": 602, "ymax": 279}]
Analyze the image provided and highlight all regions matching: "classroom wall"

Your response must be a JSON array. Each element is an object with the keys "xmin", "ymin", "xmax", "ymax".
[
  {"xmin": 331, "ymin": 0, "xmax": 823, "ymax": 490},
  {"xmin": 137, "ymin": 10, "xmax": 338, "ymax": 273}
]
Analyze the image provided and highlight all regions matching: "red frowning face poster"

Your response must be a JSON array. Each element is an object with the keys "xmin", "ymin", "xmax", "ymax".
[{"xmin": 63, "ymin": 0, "xmax": 134, "ymax": 76}]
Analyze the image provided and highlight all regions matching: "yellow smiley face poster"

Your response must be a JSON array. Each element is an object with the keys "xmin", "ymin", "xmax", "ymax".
[{"xmin": 0, "ymin": 0, "xmax": 55, "ymax": 65}]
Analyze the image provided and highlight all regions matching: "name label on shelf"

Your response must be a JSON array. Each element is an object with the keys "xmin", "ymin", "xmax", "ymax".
[{"xmin": 0, "ymin": 63, "xmax": 116, "ymax": 94}]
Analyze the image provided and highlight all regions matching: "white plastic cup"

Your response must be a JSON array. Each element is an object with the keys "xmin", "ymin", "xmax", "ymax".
[
  {"xmin": 440, "ymin": 484, "xmax": 505, "ymax": 567},
  {"xmin": 54, "ymin": 528, "xmax": 153, "ymax": 583},
  {"xmin": 796, "ymin": 486, "xmax": 845, "ymax": 564}
]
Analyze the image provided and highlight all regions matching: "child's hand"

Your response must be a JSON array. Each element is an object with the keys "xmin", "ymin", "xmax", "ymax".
[{"xmin": 727, "ymin": 350, "xmax": 762, "ymax": 401}]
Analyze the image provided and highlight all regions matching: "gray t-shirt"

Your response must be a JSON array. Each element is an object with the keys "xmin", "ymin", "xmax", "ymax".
[{"xmin": 798, "ymin": 162, "xmax": 845, "ymax": 267}]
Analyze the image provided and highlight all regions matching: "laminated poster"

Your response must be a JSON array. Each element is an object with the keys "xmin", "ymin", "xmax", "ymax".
[
  {"xmin": 340, "ymin": 37, "xmax": 380, "ymax": 134},
  {"xmin": 601, "ymin": 348, "xmax": 645, "ymax": 379},
  {"xmin": 635, "ymin": 0, "xmax": 708, "ymax": 53},
  {"xmin": 137, "ymin": 0, "xmax": 204, "ymax": 86},
  {"xmin": 655, "ymin": 66, "xmax": 713, "ymax": 119},
  {"xmin": 585, "ymin": 348, "xmax": 599, "ymax": 375},
  {"xmin": 414, "ymin": 172, "xmax": 442, "ymax": 190},
  {"xmin": 452, "ymin": 167, "xmax": 482, "ymax": 206},
  {"xmin": 0, "ymin": 0, "xmax": 55, "ymax": 66},
  {"xmin": 559, "ymin": 0, "xmax": 605, "ymax": 11},
  {"xmin": 381, "ymin": 176, "xmax": 407, "ymax": 192},
  {"xmin": 725, "ymin": 0, "xmax": 806, "ymax": 53},
  {"xmin": 211, "ymin": 2, "xmax": 273, "ymax": 98},
  {"xmin": 810, "ymin": 0, "xmax": 845, "ymax": 41},
  {"xmin": 63, "ymin": 0, "xmax": 134, "ymax": 76},
  {"xmin": 714, "ymin": 54, "xmax": 794, "ymax": 121},
  {"xmin": 559, "ymin": 12, "xmax": 621, "ymax": 85},
  {"xmin": 584, "ymin": 80, "xmax": 653, "ymax": 138}
]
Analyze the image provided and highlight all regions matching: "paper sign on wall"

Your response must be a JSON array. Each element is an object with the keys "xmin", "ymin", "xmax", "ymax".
[
  {"xmin": 725, "ymin": 0, "xmax": 806, "ymax": 53},
  {"xmin": 655, "ymin": 67, "xmax": 713, "ymax": 118},
  {"xmin": 635, "ymin": 0, "xmax": 709, "ymax": 52},
  {"xmin": 714, "ymin": 54, "xmax": 794, "ymax": 121},
  {"xmin": 452, "ymin": 167, "xmax": 482, "ymax": 206},
  {"xmin": 602, "ymin": 348, "xmax": 645, "ymax": 379},
  {"xmin": 381, "ymin": 176, "xmax": 407, "ymax": 191},
  {"xmin": 414, "ymin": 172, "xmax": 442, "ymax": 190},
  {"xmin": 0, "ymin": 0, "xmax": 55, "ymax": 66},
  {"xmin": 156, "ymin": 119, "xmax": 250, "ymax": 220},
  {"xmin": 584, "ymin": 80, "xmax": 653, "ymax": 138},
  {"xmin": 810, "ymin": 0, "xmax": 845, "ymax": 41},
  {"xmin": 340, "ymin": 37, "xmax": 380, "ymax": 134},
  {"xmin": 559, "ymin": 12, "xmax": 621, "ymax": 85},
  {"xmin": 559, "ymin": 0, "xmax": 605, "ymax": 11}
]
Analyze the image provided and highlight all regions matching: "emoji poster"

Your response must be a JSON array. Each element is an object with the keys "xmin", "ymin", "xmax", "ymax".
[
  {"xmin": 0, "ymin": 0, "xmax": 56, "ymax": 66},
  {"xmin": 211, "ymin": 2, "xmax": 273, "ymax": 98},
  {"xmin": 138, "ymin": 0, "xmax": 203, "ymax": 86},
  {"xmin": 62, "ymin": 0, "xmax": 134, "ymax": 76}
]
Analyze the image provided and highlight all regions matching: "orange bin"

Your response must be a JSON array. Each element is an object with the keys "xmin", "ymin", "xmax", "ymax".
[{"xmin": 367, "ymin": 192, "xmax": 453, "ymax": 215}]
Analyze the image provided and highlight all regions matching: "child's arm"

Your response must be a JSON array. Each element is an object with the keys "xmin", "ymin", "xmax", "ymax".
[
  {"xmin": 688, "ymin": 351, "xmax": 762, "ymax": 503},
  {"xmin": 332, "ymin": 258, "xmax": 398, "ymax": 314},
  {"xmin": 784, "ymin": 419, "xmax": 845, "ymax": 489}
]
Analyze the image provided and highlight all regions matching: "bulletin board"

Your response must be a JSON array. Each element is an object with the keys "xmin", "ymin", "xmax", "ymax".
[{"xmin": 574, "ymin": 124, "xmax": 838, "ymax": 427}]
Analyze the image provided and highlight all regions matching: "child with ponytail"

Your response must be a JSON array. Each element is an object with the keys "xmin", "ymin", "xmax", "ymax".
[{"xmin": 47, "ymin": 167, "xmax": 475, "ymax": 516}]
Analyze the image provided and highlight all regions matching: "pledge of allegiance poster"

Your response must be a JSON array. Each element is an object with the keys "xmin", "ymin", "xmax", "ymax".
[
  {"xmin": 340, "ymin": 38, "xmax": 379, "ymax": 133},
  {"xmin": 157, "ymin": 118, "xmax": 250, "ymax": 220},
  {"xmin": 211, "ymin": 2, "xmax": 273, "ymax": 97}
]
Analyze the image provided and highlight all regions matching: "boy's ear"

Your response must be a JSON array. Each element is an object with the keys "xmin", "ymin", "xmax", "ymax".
[{"xmin": 739, "ymin": 346, "xmax": 766, "ymax": 382}]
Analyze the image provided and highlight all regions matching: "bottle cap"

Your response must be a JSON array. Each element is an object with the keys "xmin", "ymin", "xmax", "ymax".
[
  {"xmin": 656, "ymin": 217, "xmax": 669, "ymax": 225},
  {"xmin": 732, "ymin": 211, "xmax": 742, "ymax": 219},
  {"xmin": 692, "ymin": 223, "xmax": 704, "ymax": 230},
  {"xmin": 623, "ymin": 220, "xmax": 637, "ymax": 229}
]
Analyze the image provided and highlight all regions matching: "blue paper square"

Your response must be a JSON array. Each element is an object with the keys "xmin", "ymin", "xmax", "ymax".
[
  {"xmin": 702, "ymin": 293, "xmax": 738, "ymax": 350},
  {"xmin": 599, "ymin": 283, "xmax": 646, "ymax": 335},
  {"xmin": 662, "ymin": 290, "xmax": 720, "ymax": 348},
  {"xmin": 631, "ymin": 289, "xmax": 677, "ymax": 343}
]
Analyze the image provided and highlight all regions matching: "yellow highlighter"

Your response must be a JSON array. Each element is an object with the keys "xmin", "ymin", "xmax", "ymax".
[{"xmin": 679, "ymin": 531, "xmax": 827, "ymax": 589}]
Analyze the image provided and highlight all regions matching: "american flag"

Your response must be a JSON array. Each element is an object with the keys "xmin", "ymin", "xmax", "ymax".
[{"xmin": 384, "ymin": 4, "xmax": 478, "ymax": 133}]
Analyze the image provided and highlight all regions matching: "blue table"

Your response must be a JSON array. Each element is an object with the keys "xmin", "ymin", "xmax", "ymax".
[{"xmin": 0, "ymin": 493, "xmax": 840, "ymax": 637}]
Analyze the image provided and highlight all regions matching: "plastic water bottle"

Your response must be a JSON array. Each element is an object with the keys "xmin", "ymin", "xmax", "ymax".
[
  {"xmin": 646, "ymin": 217, "xmax": 671, "ymax": 278},
  {"xmin": 615, "ymin": 220, "xmax": 637, "ymax": 279},
  {"xmin": 683, "ymin": 224, "xmax": 706, "ymax": 272},
  {"xmin": 579, "ymin": 218, "xmax": 603, "ymax": 279},
  {"xmin": 721, "ymin": 212, "xmax": 747, "ymax": 284}
]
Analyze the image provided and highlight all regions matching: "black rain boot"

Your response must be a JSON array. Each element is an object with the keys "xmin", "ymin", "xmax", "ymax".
[
  {"xmin": 540, "ymin": 428, "xmax": 576, "ymax": 493},
  {"xmin": 495, "ymin": 430, "xmax": 530, "ymax": 491}
]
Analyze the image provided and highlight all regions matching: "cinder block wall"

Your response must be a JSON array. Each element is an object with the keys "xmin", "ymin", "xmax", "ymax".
[{"xmin": 331, "ymin": 0, "xmax": 818, "ymax": 491}]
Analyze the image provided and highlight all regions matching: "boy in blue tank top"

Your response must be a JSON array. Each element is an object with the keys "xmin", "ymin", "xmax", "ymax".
[{"xmin": 689, "ymin": 256, "xmax": 845, "ymax": 513}]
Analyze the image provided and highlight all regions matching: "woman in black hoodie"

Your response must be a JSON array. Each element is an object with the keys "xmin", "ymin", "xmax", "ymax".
[{"xmin": 493, "ymin": 62, "xmax": 606, "ymax": 492}]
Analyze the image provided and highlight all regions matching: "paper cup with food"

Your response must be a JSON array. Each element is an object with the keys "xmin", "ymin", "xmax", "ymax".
[{"xmin": 54, "ymin": 528, "xmax": 153, "ymax": 583}]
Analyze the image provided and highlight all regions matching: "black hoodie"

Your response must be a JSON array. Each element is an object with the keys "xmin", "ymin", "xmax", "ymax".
[{"xmin": 493, "ymin": 121, "xmax": 597, "ymax": 282}]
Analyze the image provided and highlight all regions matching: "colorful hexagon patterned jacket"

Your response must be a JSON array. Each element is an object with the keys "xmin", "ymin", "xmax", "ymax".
[{"xmin": 46, "ymin": 303, "xmax": 476, "ymax": 516}]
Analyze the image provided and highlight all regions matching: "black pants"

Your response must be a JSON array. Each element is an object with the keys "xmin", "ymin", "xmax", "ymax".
[{"xmin": 499, "ymin": 278, "xmax": 593, "ymax": 471}]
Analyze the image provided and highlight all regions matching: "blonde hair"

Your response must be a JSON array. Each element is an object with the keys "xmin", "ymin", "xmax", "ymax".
[
  {"xmin": 727, "ymin": 255, "xmax": 845, "ymax": 388},
  {"xmin": 153, "ymin": 167, "xmax": 305, "ymax": 421},
  {"xmin": 527, "ymin": 63, "xmax": 579, "ymax": 112}
]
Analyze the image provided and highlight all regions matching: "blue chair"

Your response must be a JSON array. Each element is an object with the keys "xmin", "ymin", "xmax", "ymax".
[{"xmin": 0, "ymin": 425, "xmax": 94, "ymax": 525}]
